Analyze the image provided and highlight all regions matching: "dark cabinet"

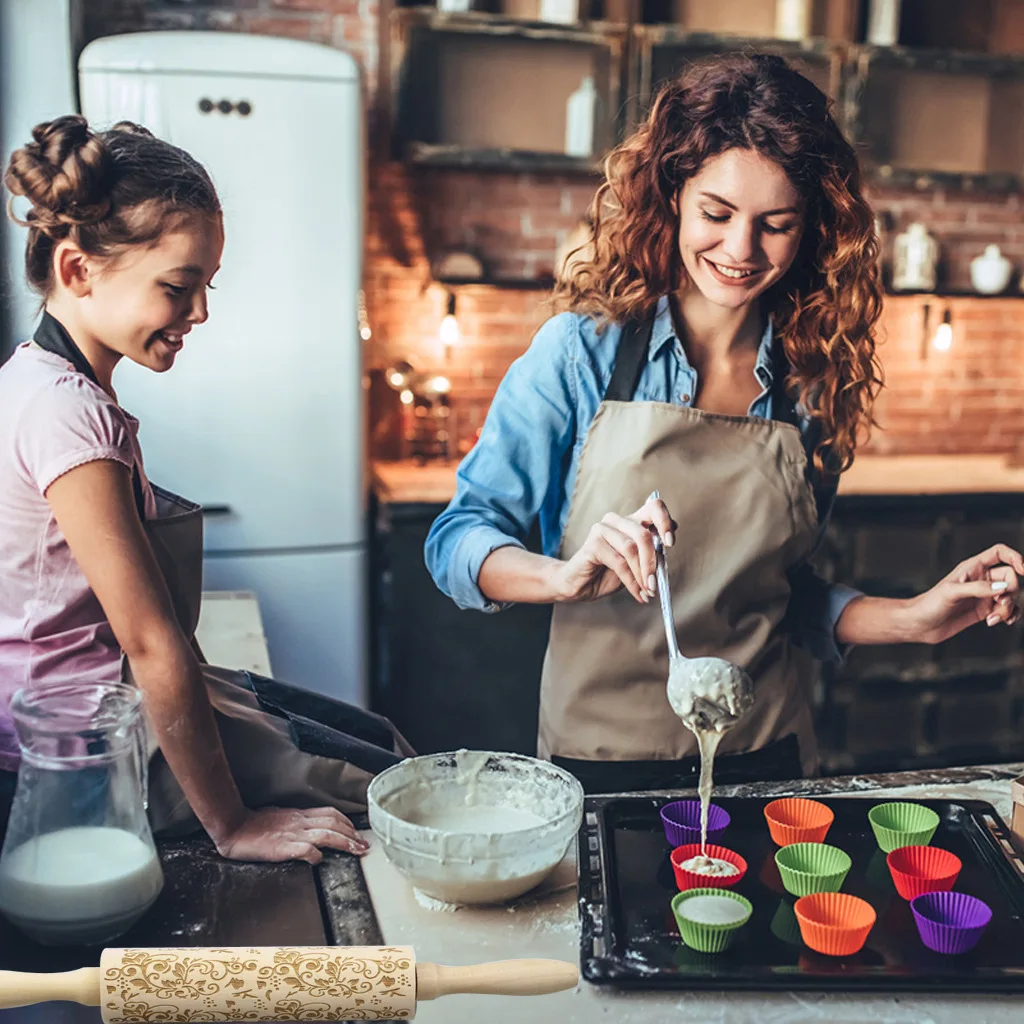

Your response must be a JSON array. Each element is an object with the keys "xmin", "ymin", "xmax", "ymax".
[
  {"xmin": 371, "ymin": 491, "xmax": 1024, "ymax": 774},
  {"xmin": 370, "ymin": 500, "xmax": 551, "ymax": 755}
]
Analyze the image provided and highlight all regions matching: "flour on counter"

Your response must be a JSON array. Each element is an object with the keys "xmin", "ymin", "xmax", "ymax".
[{"xmin": 413, "ymin": 888, "xmax": 462, "ymax": 912}]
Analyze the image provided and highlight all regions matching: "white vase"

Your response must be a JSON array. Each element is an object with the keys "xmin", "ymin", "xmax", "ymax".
[
  {"xmin": 867, "ymin": 0, "xmax": 901, "ymax": 46},
  {"xmin": 891, "ymin": 222, "xmax": 938, "ymax": 292},
  {"xmin": 565, "ymin": 76, "xmax": 597, "ymax": 158},
  {"xmin": 775, "ymin": 0, "xmax": 812, "ymax": 40},
  {"xmin": 970, "ymin": 244, "xmax": 1012, "ymax": 295}
]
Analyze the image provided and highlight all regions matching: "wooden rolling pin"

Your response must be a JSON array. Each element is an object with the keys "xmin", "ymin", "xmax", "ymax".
[{"xmin": 0, "ymin": 945, "xmax": 577, "ymax": 1021}]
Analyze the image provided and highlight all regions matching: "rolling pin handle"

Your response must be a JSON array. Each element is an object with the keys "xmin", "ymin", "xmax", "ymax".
[
  {"xmin": 0, "ymin": 967, "xmax": 101, "ymax": 1009},
  {"xmin": 415, "ymin": 959, "xmax": 578, "ymax": 1000}
]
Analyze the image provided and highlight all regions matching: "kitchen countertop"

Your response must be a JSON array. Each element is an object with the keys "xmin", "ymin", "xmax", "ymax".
[
  {"xmin": 372, "ymin": 454, "xmax": 1024, "ymax": 504},
  {"xmin": 361, "ymin": 762, "xmax": 1024, "ymax": 1024}
]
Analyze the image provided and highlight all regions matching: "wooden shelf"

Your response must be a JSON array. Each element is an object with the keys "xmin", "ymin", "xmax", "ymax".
[
  {"xmin": 387, "ymin": 5, "xmax": 1024, "ymax": 189},
  {"xmin": 406, "ymin": 142, "xmax": 602, "ymax": 172},
  {"xmin": 435, "ymin": 274, "xmax": 556, "ymax": 288},
  {"xmin": 390, "ymin": 8, "xmax": 624, "ymax": 171},
  {"xmin": 849, "ymin": 45, "xmax": 1024, "ymax": 189}
]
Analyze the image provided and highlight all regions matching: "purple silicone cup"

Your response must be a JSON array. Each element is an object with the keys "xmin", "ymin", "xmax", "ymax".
[
  {"xmin": 660, "ymin": 800, "xmax": 730, "ymax": 847},
  {"xmin": 910, "ymin": 891, "xmax": 993, "ymax": 955}
]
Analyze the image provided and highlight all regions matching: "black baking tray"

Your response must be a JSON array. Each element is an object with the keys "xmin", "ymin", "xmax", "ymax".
[{"xmin": 577, "ymin": 796, "xmax": 1024, "ymax": 991}]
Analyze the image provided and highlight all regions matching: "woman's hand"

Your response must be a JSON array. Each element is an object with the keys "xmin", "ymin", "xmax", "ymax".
[
  {"xmin": 552, "ymin": 494, "xmax": 676, "ymax": 603},
  {"xmin": 906, "ymin": 544, "xmax": 1024, "ymax": 644},
  {"xmin": 215, "ymin": 806, "xmax": 370, "ymax": 864}
]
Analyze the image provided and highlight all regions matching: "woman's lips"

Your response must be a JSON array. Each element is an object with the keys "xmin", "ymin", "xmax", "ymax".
[{"xmin": 702, "ymin": 256, "xmax": 765, "ymax": 286}]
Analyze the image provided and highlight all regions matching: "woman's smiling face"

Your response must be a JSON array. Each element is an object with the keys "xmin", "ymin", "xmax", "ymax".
[{"xmin": 676, "ymin": 147, "xmax": 805, "ymax": 309}]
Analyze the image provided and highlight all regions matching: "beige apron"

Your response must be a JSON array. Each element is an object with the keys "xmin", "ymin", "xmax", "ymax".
[
  {"xmin": 537, "ymin": 315, "xmax": 822, "ymax": 777},
  {"xmin": 124, "ymin": 485, "xmax": 412, "ymax": 837}
]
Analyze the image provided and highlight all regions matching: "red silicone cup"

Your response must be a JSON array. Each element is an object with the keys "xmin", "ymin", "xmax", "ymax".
[
  {"xmin": 763, "ymin": 797, "xmax": 834, "ymax": 847},
  {"xmin": 886, "ymin": 845, "xmax": 962, "ymax": 901},
  {"xmin": 670, "ymin": 843, "xmax": 748, "ymax": 891}
]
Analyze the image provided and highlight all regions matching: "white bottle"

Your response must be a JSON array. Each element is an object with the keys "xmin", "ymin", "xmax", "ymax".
[
  {"xmin": 565, "ymin": 76, "xmax": 597, "ymax": 158},
  {"xmin": 437, "ymin": 0, "xmax": 473, "ymax": 12},
  {"xmin": 540, "ymin": 0, "xmax": 578, "ymax": 23},
  {"xmin": 867, "ymin": 0, "xmax": 901, "ymax": 46},
  {"xmin": 775, "ymin": 0, "xmax": 812, "ymax": 41}
]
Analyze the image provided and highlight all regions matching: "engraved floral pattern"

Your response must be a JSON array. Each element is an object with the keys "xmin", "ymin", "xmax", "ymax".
[{"xmin": 100, "ymin": 947, "xmax": 415, "ymax": 1023}]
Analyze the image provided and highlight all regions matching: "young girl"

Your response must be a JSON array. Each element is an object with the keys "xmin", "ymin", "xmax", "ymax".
[
  {"xmin": 426, "ymin": 54, "xmax": 1024, "ymax": 793},
  {"xmin": 0, "ymin": 115, "xmax": 405, "ymax": 860}
]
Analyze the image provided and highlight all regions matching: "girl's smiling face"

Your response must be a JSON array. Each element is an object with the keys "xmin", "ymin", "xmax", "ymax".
[
  {"xmin": 78, "ymin": 215, "xmax": 224, "ymax": 373},
  {"xmin": 676, "ymin": 148, "xmax": 805, "ymax": 308}
]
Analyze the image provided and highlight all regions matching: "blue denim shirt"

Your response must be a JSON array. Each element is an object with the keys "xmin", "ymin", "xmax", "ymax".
[{"xmin": 424, "ymin": 296, "xmax": 861, "ymax": 664}]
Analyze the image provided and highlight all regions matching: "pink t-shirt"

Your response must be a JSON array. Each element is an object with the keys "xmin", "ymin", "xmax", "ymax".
[{"xmin": 0, "ymin": 342, "xmax": 156, "ymax": 770}]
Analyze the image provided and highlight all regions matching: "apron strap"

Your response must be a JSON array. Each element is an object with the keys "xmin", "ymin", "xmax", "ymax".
[
  {"xmin": 32, "ymin": 311, "xmax": 148, "ymax": 521},
  {"xmin": 604, "ymin": 313, "xmax": 656, "ymax": 402}
]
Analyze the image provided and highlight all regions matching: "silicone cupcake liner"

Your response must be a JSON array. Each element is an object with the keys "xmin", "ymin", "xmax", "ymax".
[
  {"xmin": 775, "ymin": 842, "xmax": 852, "ymax": 897},
  {"xmin": 671, "ymin": 887, "xmax": 753, "ymax": 954},
  {"xmin": 763, "ymin": 797, "xmax": 834, "ymax": 847},
  {"xmin": 660, "ymin": 800, "xmax": 730, "ymax": 848},
  {"xmin": 670, "ymin": 843, "xmax": 748, "ymax": 891},
  {"xmin": 910, "ymin": 891, "xmax": 993, "ymax": 955},
  {"xmin": 794, "ymin": 892, "xmax": 876, "ymax": 957},
  {"xmin": 887, "ymin": 845, "xmax": 962, "ymax": 901},
  {"xmin": 868, "ymin": 802, "xmax": 940, "ymax": 853}
]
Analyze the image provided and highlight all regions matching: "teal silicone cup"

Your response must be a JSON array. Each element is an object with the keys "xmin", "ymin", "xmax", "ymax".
[
  {"xmin": 775, "ymin": 842, "xmax": 852, "ymax": 897},
  {"xmin": 868, "ymin": 802, "xmax": 940, "ymax": 854},
  {"xmin": 671, "ymin": 888, "xmax": 753, "ymax": 953}
]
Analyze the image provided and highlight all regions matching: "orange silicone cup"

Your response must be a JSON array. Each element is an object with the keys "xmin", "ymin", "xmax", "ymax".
[
  {"xmin": 886, "ymin": 845, "xmax": 962, "ymax": 901},
  {"xmin": 794, "ymin": 892, "xmax": 877, "ymax": 957},
  {"xmin": 764, "ymin": 798, "xmax": 835, "ymax": 847},
  {"xmin": 670, "ymin": 843, "xmax": 748, "ymax": 891}
]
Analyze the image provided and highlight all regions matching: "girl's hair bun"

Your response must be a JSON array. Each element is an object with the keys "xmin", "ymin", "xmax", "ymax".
[{"xmin": 5, "ymin": 114, "xmax": 114, "ymax": 235}]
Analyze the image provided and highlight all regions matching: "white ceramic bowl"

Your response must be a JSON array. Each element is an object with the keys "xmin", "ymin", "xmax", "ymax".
[{"xmin": 367, "ymin": 750, "xmax": 584, "ymax": 905}]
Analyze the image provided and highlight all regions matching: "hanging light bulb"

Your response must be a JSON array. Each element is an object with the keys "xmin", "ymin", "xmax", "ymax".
[
  {"xmin": 932, "ymin": 308, "xmax": 953, "ymax": 351},
  {"xmin": 357, "ymin": 288, "xmax": 372, "ymax": 342},
  {"xmin": 439, "ymin": 291, "xmax": 460, "ymax": 349},
  {"xmin": 399, "ymin": 388, "xmax": 414, "ymax": 405}
]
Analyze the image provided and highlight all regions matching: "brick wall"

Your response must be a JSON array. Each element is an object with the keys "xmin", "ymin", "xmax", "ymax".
[{"xmin": 83, "ymin": 1, "xmax": 1024, "ymax": 459}]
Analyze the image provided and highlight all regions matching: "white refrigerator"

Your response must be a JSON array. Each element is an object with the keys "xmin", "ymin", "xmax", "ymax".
[{"xmin": 78, "ymin": 32, "xmax": 368, "ymax": 706}]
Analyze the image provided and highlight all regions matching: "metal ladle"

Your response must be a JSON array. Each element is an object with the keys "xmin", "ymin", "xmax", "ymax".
[{"xmin": 649, "ymin": 490, "xmax": 754, "ymax": 733}]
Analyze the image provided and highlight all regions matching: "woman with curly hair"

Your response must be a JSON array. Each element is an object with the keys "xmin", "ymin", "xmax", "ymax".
[{"xmin": 426, "ymin": 54, "xmax": 1023, "ymax": 791}]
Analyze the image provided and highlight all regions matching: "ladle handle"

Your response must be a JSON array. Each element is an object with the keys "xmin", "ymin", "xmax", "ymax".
[
  {"xmin": 649, "ymin": 490, "xmax": 680, "ymax": 662},
  {"xmin": 416, "ymin": 959, "xmax": 579, "ymax": 1000},
  {"xmin": 0, "ymin": 968, "xmax": 101, "ymax": 1009}
]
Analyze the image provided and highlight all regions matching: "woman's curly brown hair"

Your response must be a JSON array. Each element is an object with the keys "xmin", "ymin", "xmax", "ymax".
[{"xmin": 557, "ymin": 53, "xmax": 884, "ymax": 474}]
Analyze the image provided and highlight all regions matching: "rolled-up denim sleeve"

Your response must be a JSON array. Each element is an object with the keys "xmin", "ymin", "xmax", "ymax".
[
  {"xmin": 424, "ymin": 313, "xmax": 577, "ymax": 612},
  {"xmin": 787, "ymin": 562, "xmax": 862, "ymax": 664}
]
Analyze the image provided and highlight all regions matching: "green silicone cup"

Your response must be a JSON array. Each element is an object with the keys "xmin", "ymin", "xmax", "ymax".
[
  {"xmin": 671, "ymin": 888, "xmax": 753, "ymax": 953},
  {"xmin": 868, "ymin": 802, "xmax": 940, "ymax": 854},
  {"xmin": 774, "ymin": 842, "xmax": 852, "ymax": 897}
]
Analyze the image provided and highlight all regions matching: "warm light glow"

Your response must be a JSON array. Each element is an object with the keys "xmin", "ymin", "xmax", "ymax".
[
  {"xmin": 427, "ymin": 375, "xmax": 451, "ymax": 395},
  {"xmin": 932, "ymin": 323, "xmax": 953, "ymax": 351},
  {"xmin": 360, "ymin": 325, "xmax": 372, "ymax": 341},
  {"xmin": 389, "ymin": 371, "xmax": 406, "ymax": 387},
  {"xmin": 399, "ymin": 389, "xmax": 414, "ymax": 405},
  {"xmin": 439, "ymin": 314, "xmax": 461, "ymax": 347}
]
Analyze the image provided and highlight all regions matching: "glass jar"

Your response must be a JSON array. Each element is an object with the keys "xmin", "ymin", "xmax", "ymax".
[{"xmin": 0, "ymin": 682, "xmax": 164, "ymax": 945}]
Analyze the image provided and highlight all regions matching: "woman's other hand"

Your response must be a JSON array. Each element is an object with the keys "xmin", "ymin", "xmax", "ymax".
[
  {"xmin": 215, "ymin": 806, "xmax": 370, "ymax": 864},
  {"xmin": 553, "ymin": 494, "xmax": 676, "ymax": 603},
  {"xmin": 907, "ymin": 543, "xmax": 1024, "ymax": 644}
]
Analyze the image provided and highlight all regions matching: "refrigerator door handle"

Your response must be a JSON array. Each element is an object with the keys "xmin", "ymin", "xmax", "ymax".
[{"xmin": 202, "ymin": 504, "xmax": 234, "ymax": 517}]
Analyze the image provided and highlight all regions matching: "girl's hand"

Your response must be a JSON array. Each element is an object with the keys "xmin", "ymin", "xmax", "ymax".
[
  {"xmin": 215, "ymin": 806, "xmax": 369, "ymax": 864},
  {"xmin": 552, "ymin": 494, "xmax": 676, "ymax": 603},
  {"xmin": 907, "ymin": 544, "xmax": 1024, "ymax": 644}
]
